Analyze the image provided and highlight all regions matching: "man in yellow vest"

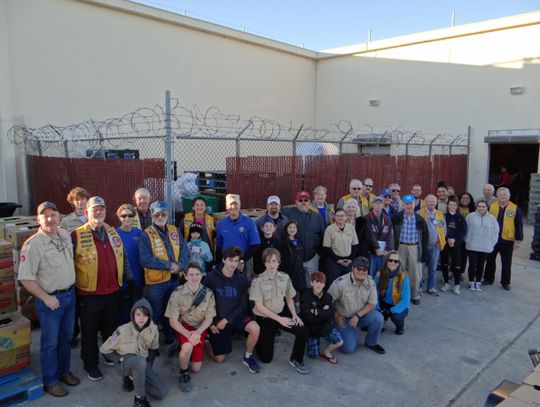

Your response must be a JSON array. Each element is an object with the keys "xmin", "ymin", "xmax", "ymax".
[
  {"xmin": 418, "ymin": 194, "xmax": 446, "ymax": 296},
  {"xmin": 139, "ymin": 200, "xmax": 188, "ymax": 344},
  {"xmin": 484, "ymin": 187, "xmax": 523, "ymax": 290},
  {"xmin": 337, "ymin": 179, "xmax": 370, "ymax": 216},
  {"xmin": 132, "ymin": 188, "xmax": 152, "ymax": 231},
  {"xmin": 72, "ymin": 196, "xmax": 132, "ymax": 381}
]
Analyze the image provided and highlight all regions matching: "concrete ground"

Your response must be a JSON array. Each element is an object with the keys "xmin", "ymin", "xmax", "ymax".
[{"xmin": 19, "ymin": 225, "xmax": 540, "ymax": 407}]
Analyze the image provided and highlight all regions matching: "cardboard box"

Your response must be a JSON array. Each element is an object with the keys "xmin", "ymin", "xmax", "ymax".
[
  {"xmin": 0, "ymin": 282, "xmax": 17, "ymax": 315},
  {"xmin": 4, "ymin": 224, "xmax": 39, "ymax": 250},
  {"xmin": 0, "ymin": 313, "xmax": 31, "ymax": 349},
  {"xmin": 0, "ymin": 267, "xmax": 14, "ymax": 284},
  {"xmin": 0, "ymin": 218, "xmax": 36, "ymax": 240},
  {"xmin": 11, "ymin": 249, "xmax": 19, "ymax": 272},
  {"xmin": 0, "ymin": 256, "xmax": 12, "ymax": 270},
  {"xmin": 0, "ymin": 239, "xmax": 12, "ymax": 257},
  {"xmin": 0, "ymin": 344, "xmax": 30, "ymax": 376}
]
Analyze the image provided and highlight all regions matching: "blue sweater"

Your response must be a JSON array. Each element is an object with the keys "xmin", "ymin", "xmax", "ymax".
[
  {"xmin": 204, "ymin": 264, "xmax": 248, "ymax": 324},
  {"xmin": 117, "ymin": 227, "xmax": 144, "ymax": 289}
]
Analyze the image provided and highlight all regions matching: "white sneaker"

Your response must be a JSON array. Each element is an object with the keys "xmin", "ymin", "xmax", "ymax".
[
  {"xmin": 440, "ymin": 283, "xmax": 450, "ymax": 292},
  {"xmin": 453, "ymin": 285, "xmax": 460, "ymax": 295},
  {"xmin": 475, "ymin": 282, "xmax": 482, "ymax": 292},
  {"xmin": 468, "ymin": 282, "xmax": 475, "ymax": 291}
]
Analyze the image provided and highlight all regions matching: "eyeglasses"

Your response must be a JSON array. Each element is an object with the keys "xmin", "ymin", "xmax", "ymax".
[
  {"xmin": 391, "ymin": 189, "xmax": 400, "ymax": 192},
  {"xmin": 120, "ymin": 213, "xmax": 135, "ymax": 218},
  {"xmin": 298, "ymin": 199, "xmax": 309, "ymax": 203},
  {"xmin": 152, "ymin": 212, "xmax": 167, "ymax": 218},
  {"xmin": 351, "ymin": 187, "xmax": 362, "ymax": 190},
  {"xmin": 364, "ymin": 185, "xmax": 373, "ymax": 188},
  {"xmin": 388, "ymin": 259, "xmax": 400, "ymax": 264}
]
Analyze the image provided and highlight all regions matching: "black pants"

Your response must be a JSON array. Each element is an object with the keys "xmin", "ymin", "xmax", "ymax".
[
  {"xmin": 467, "ymin": 251, "xmax": 488, "ymax": 283},
  {"xmin": 79, "ymin": 292, "xmax": 120, "ymax": 371},
  {"xmin": 255, "ymin": 313, "xmax": 307, "ymax": 364},
  {"xmin": 441, "ymin": 243, "xmax": 462, "ymax": 285},
  {"xmin": 324, "ymin": 258, "xmax": 350, "ymax": 290},
  {"xmin": 484, "ymin": 241, "xmax": 514, "ymax": 285},
  {"xmin": 460, "ymin": 241, "xmax": 468, "ymax": 276}
]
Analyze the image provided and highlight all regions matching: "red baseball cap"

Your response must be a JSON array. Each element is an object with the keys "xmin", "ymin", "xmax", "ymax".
[{"xmin": 295, "ymin": 191, "xmax": 310, "ymax": 201}]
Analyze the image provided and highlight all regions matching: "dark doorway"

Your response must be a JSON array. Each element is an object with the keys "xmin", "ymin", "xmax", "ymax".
[{"xmin": 489, "ymin": 143, "xmax": 539, "ymax": 214}]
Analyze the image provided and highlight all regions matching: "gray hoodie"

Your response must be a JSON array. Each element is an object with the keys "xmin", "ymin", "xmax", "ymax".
[{"xmin": 464, "ymin": 211, "xmax": 500, "ymax": 253}]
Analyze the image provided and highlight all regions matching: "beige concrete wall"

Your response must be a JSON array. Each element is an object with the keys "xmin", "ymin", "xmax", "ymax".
[{"xmin": 316, "ymin": 15, "xmax": 540, "ymax": 197}]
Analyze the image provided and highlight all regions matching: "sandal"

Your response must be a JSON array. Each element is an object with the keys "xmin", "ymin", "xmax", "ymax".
[{"xmin": 320, "ymin": 353, "xmax": 338, "ymax": 365}]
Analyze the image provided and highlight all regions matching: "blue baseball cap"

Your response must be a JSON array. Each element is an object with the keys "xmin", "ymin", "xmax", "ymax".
[
  {"xmin": 150, "ymin": 200, "xmax": 167, "ymax": 215},
  {"xmin": 402, "ymin": 194, "xmax": 415, "ymax": 204},
  {"xmin": 381, "ymin": 188, "xmax": 391, "ymax": 196}
]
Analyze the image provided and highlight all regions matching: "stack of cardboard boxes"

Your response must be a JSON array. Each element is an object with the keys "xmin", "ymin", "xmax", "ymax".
[
  {"xmin": 0, "ymin": 239, "xmax": 31, "ymax": 376},
  {"xmin": 0, "ymin": 217, "xmax": 39, "ymax": 323}
]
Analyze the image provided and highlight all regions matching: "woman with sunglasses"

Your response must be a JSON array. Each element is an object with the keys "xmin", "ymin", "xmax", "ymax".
[
  {"xmin": 374, "ymin": 252, "xmax": 410, "ymax": 335},
  {"xmin": 116, "ymin": 204, "xmax": 144, "ymax": 323}
]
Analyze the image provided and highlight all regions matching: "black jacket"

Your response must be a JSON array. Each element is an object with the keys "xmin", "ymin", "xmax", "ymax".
[
  {"xmin": 391, "ymin": 212, "xmax": 429, "ymax": 263},
  {"xmin": 300, "ymin": 289, "xmax": 334, "ymax": 337},
  {"xmin": 282, "ymin": 207, "xmax": 325, "ymax": 261}
]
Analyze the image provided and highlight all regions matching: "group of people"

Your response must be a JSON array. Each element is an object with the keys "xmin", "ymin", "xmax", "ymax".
[{"xmin": 17, "ymin": 179, "xmax": 523, "ymax": 406}]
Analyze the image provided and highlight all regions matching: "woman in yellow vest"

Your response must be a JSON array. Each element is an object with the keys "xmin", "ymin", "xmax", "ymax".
[
  {"xmin": 375, "ymin": 251, "xmax": 410, "ymax": 335},
  {"xmin": 183, "ymin": 197, "xmax": 215, "ymax": 255}
]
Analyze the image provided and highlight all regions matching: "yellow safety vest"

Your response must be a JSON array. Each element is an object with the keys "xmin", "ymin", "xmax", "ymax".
[
  {"xmin": 132, "ymin": 212, "xmax": 142, "ymax": 230},
  {"xmin": 340, "ymin": 194, "xmax": 369, "ymax": 216},
  {"xmin": 308, "ymin": 203, "xmax": 335, "ymax": 225},
  {"xmin": 489, "ymin": 201, "xmax": 517, "ymax": 241},
  {"xmin": 144, "ymin": 224, "xmax": 181, "ymax": 285},
  {"xmin": 183, "ymin": 212, "xmax": 215, "ymax": 251},
  {"xmin": 419, "ymin": 208, "xmax": 446, "ymax": 250},
  {"xmin": 74, "ymin": 223, "xmax": 124, "ymax": 292}
]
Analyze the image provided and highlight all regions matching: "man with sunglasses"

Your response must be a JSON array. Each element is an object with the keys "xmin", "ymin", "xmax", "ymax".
[
  {"xmin": 139, "ymin": 201, "xmax": 188, "ymax": 345},
  {"xmin": 282, "ymin": 191, "xmax": 325, "ymax": 285},
  {"xmin": 336, "ymin": 179, "xmax": 368, "ymax": 215},
  {"xmin": 360, "ymin": 178, "xmax": 376, "ymax": 215},
  {"xmin": 388, "ymin": 183, "xmax": 403, "ymax": 214},
  {"xmin": 72, "ymin": 197, "xmax": 133, "ymax": 381},
  {"xmin": 328, "ymin": 257, "xmax": 385, "ymax": 355}
]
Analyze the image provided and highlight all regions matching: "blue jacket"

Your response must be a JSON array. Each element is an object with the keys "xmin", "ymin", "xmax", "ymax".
[
  {"xmin": 374, "ymin": 272, "xmax": 411, "ymax": 315},
  {"xmin": 139, "ymin": 224, "xmax": 188, "ymax": 271}
]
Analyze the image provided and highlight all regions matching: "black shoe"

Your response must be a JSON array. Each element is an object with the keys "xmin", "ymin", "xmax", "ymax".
[
  {"xmin": 502, "ymin": 284, "xmax": 511, "ymax": 291},
  {"xmin": 395, "ymin": 327, "xmax": 404, "ymax": 335},
  {"xmin": 103, "ymin": 355, "xmax": 115, "ymax": 366},
  {"xmin": 178, "ymin": 373, "xmax": 192, "ymax": 392},
  {"xmin": 360, "ymin": 327, "xmax": 368, "ymax": 332},
  {"xmin": 85, "ymin": 367, "xmax": 104, "ymax": 381},
  {"xmin": 365, "ymin": 344, "xmax": 386, "ymax": 354},
  {"xmin": 482, "ymin": 280, "xmax": 493, "ymax": 286},
  {"xmin": 133, "ymin": 395, "xmax": 152, "ymax": 407},
  {"xmin": 411, "ymin": 299, "xmax": 421, "ymax": 305},
  {"xmin": 122, "ymin": 376, "xmax": 134, "ymax": 392}
]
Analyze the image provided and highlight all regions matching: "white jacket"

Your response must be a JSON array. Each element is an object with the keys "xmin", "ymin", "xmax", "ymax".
[{"xmin": 464, "ymin": 211, "xmax": 500, "ymax": 253}]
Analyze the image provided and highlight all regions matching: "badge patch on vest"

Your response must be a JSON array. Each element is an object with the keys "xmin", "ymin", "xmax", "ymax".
[
  {"xmin": 170, "ymin": 232, "xmax": 179, "ymax": 241},
  {"xmin": 112, "ymin": 236, "xmax": 122, "ymax": 248},
  {"xmin": 437, "ymin": 220, "xmax": 444, "ymax": 227},
  {"xmin": 506, "ymin": 210, "xmax": 515, "ymax": 218},
  {"xmin": 239, "ymin": 227, "xmax": 245, "ymax": 233}
]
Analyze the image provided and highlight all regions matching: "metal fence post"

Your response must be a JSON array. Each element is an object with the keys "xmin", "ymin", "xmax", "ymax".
[{"xmin": 164, "ymin": 90, "xmax": 174, "ymax": 224}]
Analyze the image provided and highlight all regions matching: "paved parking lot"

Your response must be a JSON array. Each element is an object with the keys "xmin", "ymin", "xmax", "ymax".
[{"xmin": 23, "ymin": 225, "xmax": 540, "ymax": 407}]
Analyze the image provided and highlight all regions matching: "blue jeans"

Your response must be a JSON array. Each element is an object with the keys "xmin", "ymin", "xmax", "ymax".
[
  {"xmin": 369, "ymin": 254, "xmax": 385, "ymax": 277},
  {"xmin": 145, "ymin": 277, "xmax": 180, "ymax": 342},
  {"xmin": 425, "ymin": 244, "xmax": 440, "ymax": 291},
  {"xmin": 35, "ymin": 287, "xmax": 76, "ymax": 386},
  {"xmin": 336, "ymin": 310, "xmax": 384, "ymax": 353}
]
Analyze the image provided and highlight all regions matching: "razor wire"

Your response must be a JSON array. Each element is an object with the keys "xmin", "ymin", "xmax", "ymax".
[{"xmin": 6, "ymin": 99, "xmax": 469, "ymax": 157}]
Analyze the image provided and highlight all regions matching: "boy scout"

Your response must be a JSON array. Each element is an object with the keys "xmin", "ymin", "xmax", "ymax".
[
  {"xmin": 19, "ymin": 202, "xmax": 80, "ymax": 397},
  {"xmin": 328, "ymin": 256, "xmax": 385, "ymax": 355},
  {"xmin": 164, "ymin": 263, "xmax": 215, "ymax": 392}
]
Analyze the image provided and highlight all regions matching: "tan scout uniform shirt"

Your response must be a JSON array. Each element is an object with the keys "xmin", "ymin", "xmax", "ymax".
[
  {"xmin": 18, "ymin": 228, "xmax": 75, "ymax": 294},
  {"xmin": 323, "ymin": 223, "xmax": 359, "ymax": 257},
  {"xmin": 328, "ymin": 273, "xmax": 377, "ymax": 318},
  {"xmin": 249, "ymin": 271, "xmax": 295, "ymax": 316},
  {"xmin": 60, "ymin": 212, "xmax": 87, "ymax": 233},
  {"xmin": 164, "ymin": 284, "xmax": 216, "ymax": 328},
  {"xmin": 100, "ymin": 322, "xmax": 159, "ymax": 358}
]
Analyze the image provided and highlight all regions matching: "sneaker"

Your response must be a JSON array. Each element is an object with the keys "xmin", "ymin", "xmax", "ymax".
[
  {"xmin": 395, "ymin": 327, "xmax": 404, "ymax": 335},
  {"xmin": 59, "ymin": 372, "xmax": 80, "ymax": 386},
  {"xmin": 365, "ymin": 344, "xmax": 386, "ymax": 354},
  {"xmin": 288, "ymin": 359, "xmax": 310, "ymax": 374},
  {"xmin": 453, "ymin": 285, "xmax": 460, "ymax": 295},
  {"xmin": 122, "ymin": 376, "xmax": 134, "ymax": 392},
  {"xmin": 427, "ymin": 288, "xmax": 439, "ymax": 296},
  {"xmin": 133, "ymin": 395, "xmax": 152, "ymax": 407},
  {"xmin": 440, "ymin": 283, "xmax": 450, "ymax": 292},
  {"xmin": 178, "ymin": 373, "xmax": 192, "ymax": 392},
  {"xmin": 85, "ymin": 367, "xmax": 104, "ymax": 381},
  {"xmin": 103, "ymin": 355, "xmax": 115, "ymax": 366},
  {"xmin": 411, "ymin": 298, "xmax": 421, "ymax": 305},
  {"xmin": 475, "ymin": 282, "xmax": 482, "ymax": 292},
  {"xmin": 502, "ymin": 284, "xmax": 511, "ymax": 291},
  {"xmin": 468, "ymin": 282, "xmax": 475, "ymax": 291},
  {"xmin": 242, "ymin": 355, "xmax": 261, "ymax": 374},
  {"xmin": 44, "ymin": 382, "xmax": 69, "ymax": 397}
]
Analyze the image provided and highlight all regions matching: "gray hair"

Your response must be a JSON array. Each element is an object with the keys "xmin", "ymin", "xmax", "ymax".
[{"xmin": 134, "ymin": 188, "xmax": 151, "ymax": 198}]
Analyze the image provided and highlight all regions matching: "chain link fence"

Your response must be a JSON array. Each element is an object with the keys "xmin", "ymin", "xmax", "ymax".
[{"xmin": 7, "ymin": 91, "xmax": 469, "ymax": 222}]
